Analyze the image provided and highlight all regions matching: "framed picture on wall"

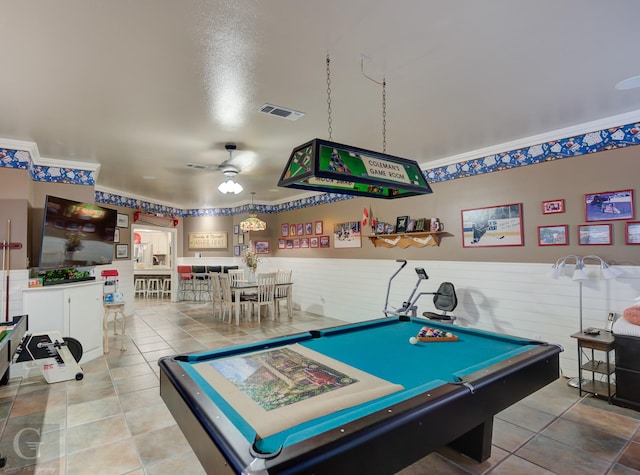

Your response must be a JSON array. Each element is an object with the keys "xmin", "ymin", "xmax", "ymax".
[
  {"xmin": 305, "ymin": 222, "xmax": 313, "ymax": 235},
  {"xmin": 542, "ymin": 199, "xmax": 565, "ymax": 214},
  {"xmin": 579, "ymin": 224, "xmax": 612, "ymax": 245},
  {"xmin": 301, "ymin": 238, "xmax": 309, "ymax": 248},
  {"xmin": 281, "ymin": 224, "xmax": 289, "ymax": 237},
  {"xmin": 114, "ymin": 229, "xmax": 120, "ymax": 243},
  {"xmin": 238, "ymin": 233, "xmax": 244, "ymax": 245},
  {"xmin": 297, "ymin": 223, "xmax": 304, "ymax": 236},
  {"xmin": 234, "ymin": 245, "xmax": 240, "ymax": 256},
  {"xmin": 290, "ymin": 224, "xmax": 297, "ymax": 236},
  {"xmin": 585, "ymin": 189, "xmax": 634, "ymax": 221},
  {"xmin": 286, "ymin": 239, "xmax": 293, "ymax": 249},
  {"xmin": 278, "ymin": 239, "xmax": 286, "ymax": 249},
  {"xmin": 293, "ymin": 238, "xmax": 300, "ymax": 248},
  {"xmin": 315, "ymin": 221, "xmax": 323, "ymax": 235},
  {"xmin": 116, "ymin": 213, "xmax": 129, "ymax": 228},
  {"xmin": 234, "ymin": 224, "xmax": 239, "ymax": 234},
  {"xmin": 461, "ymin": 203, "xmax": 524, "ymax": 248},
  {"xmin": 310, "ymin": 237, "xmax": 319, "ymax": 248},
  {"xmin": 255, "ymin": 241, "xmax": 270, "ymax": 254},
  {"xmin": 115, "ymin": 244, "xmax": 128, "ymax": 259},
  {"xmin": 626, "ymin": 221, "xmax": 640, "ymax": 245},
  {"xmin": 319, "ymin": 236, "xmax": 330, "ymax": 248},
  {"xmin": 537, "ymin": 225, "xmax": 568, "ymax": 246},
  {"xmin": 333, "ymin": 222, "xmax": 362, "ymax": 248}
]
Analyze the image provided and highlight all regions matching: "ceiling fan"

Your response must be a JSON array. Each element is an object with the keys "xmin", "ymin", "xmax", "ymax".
[{"xmin": 185, "ymin": 143, "xmax": 244, "ymax": 194}]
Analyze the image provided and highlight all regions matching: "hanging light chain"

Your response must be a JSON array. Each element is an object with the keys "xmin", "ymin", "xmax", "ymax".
[
  {"xmin": 326, "ymin": 54, "xmax": 332, "ymax": 140},
  {"xmin": 382, "ymin": 78, "xmax": 387, "ymax": 153}
]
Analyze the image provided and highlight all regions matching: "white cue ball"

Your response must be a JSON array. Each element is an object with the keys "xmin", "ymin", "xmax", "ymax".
[{"xmin": 409, "ymin": 336, "xmax": 418, "ymax": 345}]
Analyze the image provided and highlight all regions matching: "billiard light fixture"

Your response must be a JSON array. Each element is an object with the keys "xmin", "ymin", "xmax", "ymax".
[
  {"xmin": 278, "ymin": 55, "xmax": 432, "ymax": 199},
  {"xmin": 278, "ymin": 139, "xmax": 433, "ymax": 199},
  {"xmin": 239, "ymin": 192, "xmax": 266, "ymax": 232}
]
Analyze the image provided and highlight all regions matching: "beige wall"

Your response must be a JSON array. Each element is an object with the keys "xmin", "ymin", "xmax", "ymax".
[
  {"xmin": 1, "ymin": 144, "xmax": 638, "ymax": 268},
  {"xmin": 266, "ymin": 145, "xmax": 639, "ymax": 265}
]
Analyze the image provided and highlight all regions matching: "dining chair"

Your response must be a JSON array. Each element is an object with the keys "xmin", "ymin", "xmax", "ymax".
[
  {"xmin": 227, "ymin": 268, "xmax": 245, "ymax": 284},
  {"xmin": 219, "ymin": 274, "xmax": 251, "ymax": 323},
  {"xmin": 247, "ymin": 273, "xmax": 276, "ymax": 322},
  {"xmin": 191, "ymin": 265, "xmax": 210, "ymax": 301},
  {"xmin": 209, "ymin": 272, "xmax": 223, "ymax": 319},
  {"xmin": 275, "ymin": 269, "xmax": 293, "ymax": 319}
]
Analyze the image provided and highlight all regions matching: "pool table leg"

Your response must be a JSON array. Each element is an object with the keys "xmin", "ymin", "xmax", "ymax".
[{"xmin": 449, "ymin": 417, "xmax": 493, "ymax": 462}]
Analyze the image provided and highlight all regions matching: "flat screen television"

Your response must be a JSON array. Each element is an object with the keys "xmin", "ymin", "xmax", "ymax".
[{"xmin": 38, "ymin": 195, "xmax": 117, "ymax": 269}]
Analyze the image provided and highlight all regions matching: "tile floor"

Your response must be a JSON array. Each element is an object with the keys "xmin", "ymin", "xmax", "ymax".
[{"xmin": 0, "ymin": 298, "xmax": 639, "ymax": 474}]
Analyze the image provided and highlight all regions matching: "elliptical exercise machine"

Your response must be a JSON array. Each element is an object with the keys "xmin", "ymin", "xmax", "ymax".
[{"xmin": 383, "ymin": 259, "xmax": 457, "ymax": 323}]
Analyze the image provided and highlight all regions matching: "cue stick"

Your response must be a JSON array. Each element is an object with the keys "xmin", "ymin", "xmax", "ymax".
[{"xmin": 5, "ymin": 220, "xmax": 10, "ymax": 322}]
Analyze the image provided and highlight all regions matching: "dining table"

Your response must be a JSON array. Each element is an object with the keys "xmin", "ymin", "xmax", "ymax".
[{"xmin": 229, "ymin": 280, "xmax": 293, "ymax": 325}]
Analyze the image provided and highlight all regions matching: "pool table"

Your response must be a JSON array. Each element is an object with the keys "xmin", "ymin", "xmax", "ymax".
[{"xmin": 159, "ymin": 317, "xmax": 561, "ymax": 474}]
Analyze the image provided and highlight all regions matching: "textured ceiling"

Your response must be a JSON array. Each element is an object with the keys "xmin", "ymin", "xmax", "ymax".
[{"xmin": 1, "ymin": 1, "xmax": 640, "ymax": 208}]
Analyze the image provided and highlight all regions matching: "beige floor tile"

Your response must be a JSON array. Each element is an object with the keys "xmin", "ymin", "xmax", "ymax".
[
  {"xmin": 67, "ymin": 414, "xmax": 130, "ymax": 453},
  {"xmin": 67, "ymin": 438, "xmax": 141, "ymax": 474}
]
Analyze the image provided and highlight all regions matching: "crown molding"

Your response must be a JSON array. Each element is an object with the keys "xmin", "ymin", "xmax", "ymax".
[{"xmin": 423, "ymin": 109, "xmax": 640, "ymax": 170}]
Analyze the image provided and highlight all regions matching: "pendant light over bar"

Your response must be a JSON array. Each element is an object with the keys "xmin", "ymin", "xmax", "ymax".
[
  {"xmin": 239, "ymin": 192, "xmax": 267, "ymax": 232},
  {"xmin": 278, "ymin": 138, "xmax": 432, "ymax": 198}
]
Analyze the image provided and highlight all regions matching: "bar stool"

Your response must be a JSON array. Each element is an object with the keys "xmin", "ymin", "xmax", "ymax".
[
  {"xmin": 134, "ymin": 278, "xmax": 147, "ymax": 298},
  {"xmin": 147, "ymin": 278, "xmax": 162, "ymax": 298},
  {"xmin": 103, "ymin": 302, "xmax": 126, "ymax": 353},
  {"xmin": 161, "ymin": 278, "xmax": 172, "ymax": 299}
]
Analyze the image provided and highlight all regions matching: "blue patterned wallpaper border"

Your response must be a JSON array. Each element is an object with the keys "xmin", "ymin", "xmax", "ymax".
[{"xmin": 2, "ymin": 122, "xmax": 638, "ymax": 216}]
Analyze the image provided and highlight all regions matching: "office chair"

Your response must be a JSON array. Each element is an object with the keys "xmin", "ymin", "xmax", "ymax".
[{"xmin": 422, "ymin": 282, "xmax": 457, "ymax": 324}]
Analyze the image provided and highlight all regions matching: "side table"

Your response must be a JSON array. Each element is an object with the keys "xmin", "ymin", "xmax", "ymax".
[
  {"xmin": 103, "ymin": 302, "xmax": 127, "ymax": 353},
  {"xmin": 570, "ymin": 330, "xmax": 615, "ymax": 403}
]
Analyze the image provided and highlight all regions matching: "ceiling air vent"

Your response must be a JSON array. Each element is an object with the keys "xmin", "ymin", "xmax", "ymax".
[{"xmin": 258, "ymin": 103, "xmax": 304, "ymax": 121}]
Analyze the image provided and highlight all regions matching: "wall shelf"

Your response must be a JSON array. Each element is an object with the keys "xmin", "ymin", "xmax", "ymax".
[{"xmin": 366, "ymin": 232, "xmax": 444, "ymax": 248}]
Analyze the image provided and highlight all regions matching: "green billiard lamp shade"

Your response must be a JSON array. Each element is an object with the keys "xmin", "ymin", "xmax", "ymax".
[{"xmin": 278, "ymin": 139, "xmax": 433, "ymax": 199}]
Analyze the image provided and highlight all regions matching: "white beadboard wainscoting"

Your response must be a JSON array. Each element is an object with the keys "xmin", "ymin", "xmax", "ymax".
[
  {"xmin": 245, "ymin": 257, "xmax": 640, "ymax": 379},
  {"xmin": 10, "ymin": 257, "xmax": 636, "ymax": 380}
]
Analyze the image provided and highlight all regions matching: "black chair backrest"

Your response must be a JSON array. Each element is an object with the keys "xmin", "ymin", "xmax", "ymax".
[
  {"xmin": 223, "ymin": 266, "xmax": 239, "ymax": 273},
  {"xmin": 192, "ymin": 265, "xmax": 206, "ymax": 273},
  {"xmin": 433, "ymin": 282, "xmax": 457, "ymax": 312},
  {"xmin": 207, "ymin": 266, "xmax": 222, "ymax": 273}
]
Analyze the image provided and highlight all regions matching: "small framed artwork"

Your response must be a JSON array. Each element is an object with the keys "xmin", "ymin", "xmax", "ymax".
[
  {"xmin": 297, "ymin": 223, "xmax": 304, "ymax": 236},
  {"xmin": 320, "ymin": 235, "xmax": 330, "ymax": 248},
  {"xmin": 301, "ymin": 238, "xmax": 309, "ymax": 248},
  {"xmin": 407, "ymin": 219, "xmax": 416, "ymax": 232},
  {"xmin": 579, "ymin": 224, "xmax": 612, "ymax": 245},
  {"xmin": 115, "ymin": 244, "xmax": 129, "ymax": 259},
  {"xmin": 625, "ymin": 221, "xmax": 640, "ymax": 244},
  {"xmin": 376, "ymin": 222, "xmax": 385, "ymax": 234},
  {"xmin": 286, "ymin": 239, "xmax": 293, "ymax": 249},
  {"xmin": 234, "ymin": 245, "xmax": 240, "ymax": 256},
  {"xmin": 290, "ymin": 224, "xmax": 297, "ymax": 236},
  {"xmin": 461, "ymin": 203, "xmax": 524, "ymax": 248},
  {"xmin": 255, "ymin": 241, "xmax": 270, "ymax": 254},
  {"xmin": 310, "ymin": 237, "xmax": 319, "ymax": 248},
  {"xmin": 333, "ymin": 222, "xmax": 362, "ymax": 248},
  {"xmin": 585, "ymin": 189, "xmax": 634, "ymax": 221},
  {"xmin": 242, "ymin": 245, "xmax": 248, "ymax": 253},
  {"xmin": 116, "ymin": 213, "xmax": 129, "ymax": 228},
  {"xmin": 537, "ymin": 225, "xmax": 568, "ymax": 246},
  {"xmin": 305, "ymin": 222, "xmax": 313, "ymax": 235},
  {"xmin": 315, "ymin": 221, "xmax": 323, "ymax": 235},
  {"xmin": 114, "ymin": 229, "xmax": 120, "ymax": 243},
  {"xmin": 395, "ymin": 216, "xmax": 409, "ymax": 233},
  {"xmin": 234, "ymin": 224, "xmax": 239, "ymax": 234},
  {"xmin": 542, "ymin": 199, "xmax": 565, "ymax": 214},
  {"xmin": 238, "ymin": 234, "xmax": 244, "ymax": 245},
  {"xmin": 293, "ymin": 238, "xmax": 300, "ymax": 248},
  {"xmin": 415, "ymin": 218, "xmax": 425, "ymax": 232},
  {"xmin": 281, "ymin": 223, "xmax": 289, "ymax": 237},
  {"xmin": 278, "ymin": 239, "xmax": 286, "ymax": 249}
]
